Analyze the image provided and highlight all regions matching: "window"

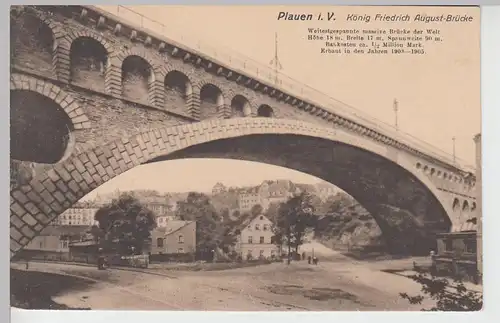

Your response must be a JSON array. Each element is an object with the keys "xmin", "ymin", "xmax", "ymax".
[
  {"xmin": 260, "ymin": 236, "xmax": 265, "ymax": 244},
  {"xmin": 260, "ymin": 216, "xmax": 264, "ymax": 220},
  {"xmin": 263, "ymin": 224, "xmax": 268, "ymax": 231},
  {"xmin": 178, "ymin": 235, "xmax": 184, "ymax": 244},
  {"xmin": 260, "ymin": 250, "xmax": 264, "ymax": 256},
  {"xmin": 248, "ymin": 236, "xmax": 253, "ymax": 244},
  {"xmin": 178, "ymin": 248, "xmax": 184, "ymax": 253},
  {"xmin": 255, "ymin": 224, "xmax": 260, "ymax": 230},
  {"xmin": 465, "ymin": 239, "xmax": 477, "ymax": 254},
  {"xmin": 445, "ymin": 239, "xmax": 453, "ymax": 251},
  {"xmin": 157, "ymin": 238, "xmax": 164, "ymax": 247}
]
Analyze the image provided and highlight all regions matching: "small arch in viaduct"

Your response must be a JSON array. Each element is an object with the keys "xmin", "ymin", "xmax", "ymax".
[
  {"xmin": 230, "ymin": 94, "xmax": 251, "ymax": 117},
  {"xmin": 10, "ymin": 12, "xmax": 55, "ymax": 77},
  {"xmin": 463, "ymin": 200, "xmax": 470, "ymax": 212},
  {"xmin": 452, "ymin": 197, "xmax": 460, "ymax": 211},
  {"xmin": 164, "ymin": 70, "xmax": 193, "ymax": 115},
  {"xmin": 199, "ymin": 83, "xmax": 224, "ymax": 120},
  {"xmin": 121, "ymin": 55, "xmax": 155, "ymax": 105},
  {"xmin": 10, "ymin": 74, "xmax": 91, "ymax": 131},
  {"xmin": 69, "ymin": 36, "xmax": 109, "ymax": 92},
  {"xmin": 10, "ymin": 89, "xmax": 74, "ymax": 164},
  {"xmin": 10, "ymin": 74, "xmax": 93, "ymax": 166},
  {"xmin": 257, "ymin": 104, "xmax": 274, "ymax": 117}
]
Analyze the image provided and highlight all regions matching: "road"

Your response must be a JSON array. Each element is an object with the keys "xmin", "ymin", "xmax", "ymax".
[{"xmin": 11, "ymin": 251, "xmax": 443, "ymax": 311}]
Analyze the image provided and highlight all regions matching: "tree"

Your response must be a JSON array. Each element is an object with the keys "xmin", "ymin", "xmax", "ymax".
[
  {"xmin": 176, "ymin": 192, "xmax": 236, "ymax": 256},
  {"xmin": 220, "ymin": 207, "xmax": 230, "ymax": 222},
  {"xmin": 272, "ymin": 192, "xmax": 316, "ymax": 264},
  {"xmin": 400, "ymin": 267, "xmax": 482, "ymax": 311},
  {"xmin": 308, "ymin": 195, "xmax": 324, "ymax": 214},
  {"xmin": 266, "ymin": 202, "xmax": 281, "ymax": 229},
  {"xmin": 250, "ymin": 204, "xmax": 264, "ymax": 216},
  {"xmin": 94, "ymin": 193, "xmax": 157, "ymax": 255},
  {"xmin": 231, "ymin": 210, "xmax": 241, "ymax": 219},
  {"xmin": 86, "ymin": 225, "xmax": 104, "ymax": 244},
  {"xmin": 270, "ymin": 203, "xmax": 284, "ymax": 255}
]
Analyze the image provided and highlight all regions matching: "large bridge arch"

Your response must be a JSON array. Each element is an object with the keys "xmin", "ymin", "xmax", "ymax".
[{"xmin": 10, "ymin": 118, "xmax": 453, "ymax": 258}]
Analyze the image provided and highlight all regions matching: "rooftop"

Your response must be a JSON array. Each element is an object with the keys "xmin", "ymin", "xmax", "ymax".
[
  {"xmin": 39, "ymin": 225, "xmax": 90, "ymax": 237},
  {"xmin": 154, "ymin": 220, "xmax": 194, "ymax": 235}
]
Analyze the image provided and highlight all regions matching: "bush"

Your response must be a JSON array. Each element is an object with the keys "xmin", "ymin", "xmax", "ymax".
[
  {"xmin": 400, "ymin": 267, "xmax": 482, "ymax": 311},
  {"xmin": 149, "ymin": 253, "xmax": 195, "ymax": 263}
]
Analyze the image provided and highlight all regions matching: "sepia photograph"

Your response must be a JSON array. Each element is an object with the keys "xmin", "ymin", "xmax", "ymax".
[{"xmin": 9, "ymin": 4, "xmax": 482, "ymax": 311}]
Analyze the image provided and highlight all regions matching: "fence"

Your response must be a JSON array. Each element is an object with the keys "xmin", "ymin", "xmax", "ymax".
[
  {"xmin": 91, "ymin": 5, "xmax": 475, "ymax": 172},
  {"xmin": 149, "ymin": 252, "xmax": 195, "ymax": 263},
  {"xmin": 14, "ymin": 249, "xmax": 97, "ymax": 264}
]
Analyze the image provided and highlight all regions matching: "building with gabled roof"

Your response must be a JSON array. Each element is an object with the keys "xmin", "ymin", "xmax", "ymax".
[
  {"xmin": 149, "ymin": 220, "xmax": 196, "ymax": 255},
  {"xmin": 24, "ymin": 225, "xmax": 90, "ymax": 252},
  {"xmin": 212, "ymin": 182, "xmax": 227, "ymax": 195},
  {"xmin": 231, "ymin": 213, "xmax": 279, "ymax": 260}
]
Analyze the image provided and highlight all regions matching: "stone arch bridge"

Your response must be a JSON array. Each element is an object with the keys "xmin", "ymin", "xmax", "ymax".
[{"xmin": 9, "ymin": 5, "xmax": 477, "ymax": 258}]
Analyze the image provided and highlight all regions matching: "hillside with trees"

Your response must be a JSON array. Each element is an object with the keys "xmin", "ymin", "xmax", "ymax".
[
  {"xmin": 210, "ymin": 190, "xmax": 239, "ymax": 213},
  {"xmin": 176, "ymin": 192, "xmax": 237, "ymax": 259},
  {"xmin": 312, "ymin": 192, "xmax": 387, "ymax": 255}
]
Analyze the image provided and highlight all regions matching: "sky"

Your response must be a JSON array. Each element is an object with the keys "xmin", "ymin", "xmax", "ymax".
[
  {"xmin": 84, "ymin": 5, "xmax": 481, "ymax": 200},
  {"xmin": 82, "ymin": 159, "xmax": 323, "ymax": 200}
]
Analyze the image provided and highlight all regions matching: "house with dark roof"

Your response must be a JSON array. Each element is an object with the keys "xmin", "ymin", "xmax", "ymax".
[
  {"xmin": 149, "ymin": 220, "xmax": 196, "ymax": 255},
  {"xmin": 23, "ymin": 225, "xmax": 90, "ymax": 252}
]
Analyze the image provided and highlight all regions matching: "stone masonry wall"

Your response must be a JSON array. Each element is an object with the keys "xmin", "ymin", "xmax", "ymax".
[
  {"xmin": 9, "ymin": 118, "xmax": 457, "ymax": 258},
  {"xmin": 10, "ymin": 6, "xmax": 475, "ymax": 184},
  {"xmin": 9, "ymin": 6, "xmax": 477, "ymax": 257}
]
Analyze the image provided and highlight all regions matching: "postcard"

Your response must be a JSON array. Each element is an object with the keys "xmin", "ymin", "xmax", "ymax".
[{"xmin": 10, "ymin": 4, "xmax": 481, "ymax": 311}]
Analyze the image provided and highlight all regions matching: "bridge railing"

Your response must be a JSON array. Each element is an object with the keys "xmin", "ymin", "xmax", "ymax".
[{"xmin": 96, "ymin": 5, "xmax": 475, "ymax": 172}]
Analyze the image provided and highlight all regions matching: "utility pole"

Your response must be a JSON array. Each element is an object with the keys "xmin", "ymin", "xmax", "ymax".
[
  {"xmin": 452, "ymin": 136, "xmax": 456, "ymax": 164},
  {"xmin": 393, "ymin": 99, "xmax": 399, "ymax": 130},
  {"xmin": 269, "ymin": 32, "xmax": 283, "ymax": 86}
]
